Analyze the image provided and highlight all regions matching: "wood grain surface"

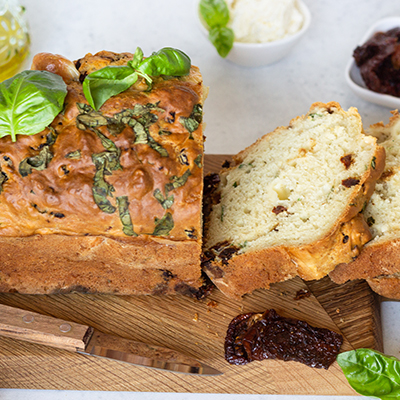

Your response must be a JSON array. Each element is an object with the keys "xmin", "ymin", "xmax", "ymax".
[{"xmin": 0, "ymin": 154, "xmax": 382, "ymax": 395}]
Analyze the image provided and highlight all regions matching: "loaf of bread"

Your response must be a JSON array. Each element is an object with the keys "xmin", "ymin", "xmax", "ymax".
[
  {"xmin": 330, "ymin": 111, "xmax": 400, "ymax": 299},
  {"xmin": 202, "ymin": 102, "xmax": 385, "ymax": 299},
  {"xmin": 0, "ymin": 51, "xmax": 206, "ymax": 295}
]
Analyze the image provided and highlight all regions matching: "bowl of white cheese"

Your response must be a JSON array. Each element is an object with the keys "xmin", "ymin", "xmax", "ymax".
[{"xmin": 196, "ymin": 0, "xmax": 311, "ymax": 67}]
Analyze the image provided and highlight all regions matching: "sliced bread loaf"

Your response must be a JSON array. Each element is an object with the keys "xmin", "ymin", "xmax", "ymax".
[
  {"xmin": 203, "ymin": 102, "xmax": 385, "ymax": 299},
  {"xmin": 330, "ymin": 111, "xmax": 400, "ymax": 298}
]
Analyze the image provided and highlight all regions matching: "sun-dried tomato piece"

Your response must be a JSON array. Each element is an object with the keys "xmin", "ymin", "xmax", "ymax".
[
  {"xmin": 342, "ymin": 177, "xmax": 360, "ymax": 188},
  {"xmin": 340, "ymin": 154, "xmax": 354, "ymax": 169},
  {"xmin": 353, "ymin": 28, "xmax": 400, "ymax": 97},
  {"xmin": 224, "ymin": 309, "xmax": 343, "ymax": 369},
  {"xmin": 272, "ymin": 205, "xmax": 288, "ymax": 215}
]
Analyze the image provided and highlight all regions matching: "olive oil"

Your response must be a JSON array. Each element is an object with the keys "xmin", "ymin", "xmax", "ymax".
[{"xmin": 0, "ymin": 2, "xmax": 30, "ymax": 82}]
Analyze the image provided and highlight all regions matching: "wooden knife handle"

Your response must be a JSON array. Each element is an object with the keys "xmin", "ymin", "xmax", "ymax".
[{"xmin": 0, "ymin": 304, "xmax": 93, "ymax": 352}]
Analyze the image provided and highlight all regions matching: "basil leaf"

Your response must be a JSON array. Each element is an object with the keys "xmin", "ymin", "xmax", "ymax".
[
  {"xmin": 116, "ymin": 196, "xmax": 137, "ymax": 236},
  {"xmin": 91, "ymin": 129, "xmax": 122, "ymax": 214},
  {"xmin": 19, "ymin": 127, "xmax": 58, "ymax": 177},
  {"xmin": 19, "ymin": 146, "xmax": 54, "ymax": 177},
  {"xmin": 337, "ymin": 349, "xmax": 400, "ymax": 399},
  {"xmin": 65, "ymin": 150, "xmax": 81, "ymax": 159},
  {"xmin": 194, "ymin": 154, "xmax": 202, "ymax": 168},
  {"xmin": 137, "ymin": 48, "xmax": 191, "ymax": 77},
  {"xmin": 0, "ymin": 70, "xmax": 67, "ymax": 142},
  {"xmin": 152, "ymin": 212, "xmax": 174, "ymax": 236},
  {"xmin": 129, "ymin": 47, "xmax": 144, "ymax": 69},
  {"xmin": 82, "ymin": 48, "xmax": 191, "ymax": 110},
  {"xmin": 76, "ymin": 108, "xmax": 108, "ymax": 129},
  {"xmin": 165, "ymin": 169, "xmax": 191, "ymax": 195},
  {"xmin": 209, "ymin": 26, "xmax": 234, "ymax": 58},
  {"xmin": 180, "ymin": 104, "xmax": 203, "ymax": 135},
  {"xmin": 82, "ymin": 66, "xmax": 138, "ymax": 110},
  {"xmin": 92, "ymin": 166, "xmax": 116, "ymax": 214},
  {"xmin": 154, "ymin": 188, "xmax": 174, "ymax": 209},
  {"xmin": 199, "ymin": 0, "xmax": 230, "ymax": 28}
]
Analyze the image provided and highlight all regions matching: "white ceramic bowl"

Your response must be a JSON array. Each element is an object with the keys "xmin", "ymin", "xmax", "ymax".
[
  {"xmin": 345, "ymin": 17, "xmax": 400, "ymax": 109},
  {"xmin": 195, "ymin": 0, "xmax": 311, "ymax": 67}
]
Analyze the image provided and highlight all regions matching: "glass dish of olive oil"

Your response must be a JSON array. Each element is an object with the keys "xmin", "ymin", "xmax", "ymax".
[{"xmin": 0, "ymin": 0, "xmax": 30, "ymax": 82}]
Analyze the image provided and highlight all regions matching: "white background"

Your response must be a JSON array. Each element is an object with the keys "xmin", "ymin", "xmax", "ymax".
[{"xmin": 2, "ymin": 0, "xmax": 400, "ymax": 399}]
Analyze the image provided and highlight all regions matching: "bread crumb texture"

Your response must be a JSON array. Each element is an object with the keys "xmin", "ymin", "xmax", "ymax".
[
  {"xmin": 207, "ymin": 102, "xmax": 378, "ymax": 249},
  {"xmin": 364, "ymin": 111, "xmax": 400, "ymax": 242},
  {"xmin": 204, "ymin": 102, "xmax": 384, "ymax": 298},
  {"xmin": 330, "ymin": 111, "xmax": 400, "ymax": 299}
]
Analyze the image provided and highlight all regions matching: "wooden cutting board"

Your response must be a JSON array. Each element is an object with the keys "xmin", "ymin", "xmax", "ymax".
[{"xmin": 0, "ymin": 155, "xmax": 382, "ymax": 395}]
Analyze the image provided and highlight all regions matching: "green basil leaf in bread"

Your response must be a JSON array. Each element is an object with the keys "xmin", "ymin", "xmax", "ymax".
[
  {"xmin": 337, "ymin": 348, "xmax": 400, "ymax": 399},
  {"xmin": 152, "ymin": 212, "xmax": 174, "ymax": 236},
  {"xmin": 0, "ymin": 70, "xmax": 67, "ymax": 142},
  {"xmin": 116, "ymin": 196, "xmax": 137, "ymax": 236}
]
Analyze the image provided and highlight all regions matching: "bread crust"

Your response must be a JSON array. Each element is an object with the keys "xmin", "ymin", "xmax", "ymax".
[
  {"xmin": 204, "ymin": 214, "xmax": 375, "ymax": 300},
  {"xmin": 0, "ymin": 51, "xmax": 205, "ymax": 295},
  {"xmin": 0, "ymin": 234, "xmax": 202, "ymax": 294},
  {"xmin": 329, "ymin": 239, "xmax": 400, "ymax": 284},
  {"xmin": 203, "ymin": 102, "xmax": 385, "ymax": 298},
  {"xmin": 366, "ymin": 274, "xmax": 400, "ymax": 299},
  {"xmin": 203, "ymin": 246, "xmax": 297, "ymax": 300}
]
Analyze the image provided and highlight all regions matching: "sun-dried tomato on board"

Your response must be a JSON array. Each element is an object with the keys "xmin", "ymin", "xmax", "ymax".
[{"xmin": 224, "ymin": 309, "xmax": 343, "ymax": 369}]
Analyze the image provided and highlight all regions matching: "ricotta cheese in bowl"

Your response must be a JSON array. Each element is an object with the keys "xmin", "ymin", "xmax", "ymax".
[
  {"xmin": 196, "ymin": 0, "xmax": 311, "ymax": 67},
  {"xmin": 226, "ymin": 0, "xmax": 304, "ymax": 43}
]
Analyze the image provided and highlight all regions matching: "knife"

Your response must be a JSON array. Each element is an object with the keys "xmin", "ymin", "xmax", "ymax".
[{"xmin": 0, "ymin": 303, "xmax": 222, "ymax": 375}]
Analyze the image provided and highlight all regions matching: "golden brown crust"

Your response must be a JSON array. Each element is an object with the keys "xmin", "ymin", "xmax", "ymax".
[
  {"xmin": 203, "ymin": 246, "xmax": 297, "ymax": 300},
  {"xmin": 203, "ymin": 214, "xmax": 373, "ymax": 299},
  {"xmin": 366, "ymin": 274, "xmax": 400, "ymax": 299},
  {"xmin": 31, "ymin": 52, "xmax": 79, "ymax": 83},
  {"xmin": 75, "ymin": 51, "xmax": 135, "ymax": 76},
  {"xmin": 330, "ymin": 239, "xmax": 400, "ymax": 284},
  {"xmin": 291, "ymin": 214, "xmax": 373, "ymax": 280},
  {"xmin": 0, "ymin": 51, "xmax": 205, "ymax": 295},
  {"xmin": 369, "ymin": 109, "xmax": 400, "ymax": 135},
  {"xmin": 0, "ymin": 234, "xmax": 202, "ymax": 295}
]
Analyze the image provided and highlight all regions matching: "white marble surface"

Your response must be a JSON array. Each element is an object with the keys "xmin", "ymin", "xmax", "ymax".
[{"xmin": 1, "ymin": 0, "xmax": 400, "ymax": 398}]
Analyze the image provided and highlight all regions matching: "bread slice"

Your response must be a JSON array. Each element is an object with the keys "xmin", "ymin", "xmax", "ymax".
[
  {"xmin": 203, "ymin": 102, "xmax": 385, "ymax": 299},
  {"xmin": 330, "ymin": 111, "xmax": 400, "ymax": 298},
  {"xmin": 0, "ymin": 51, "xmax": 206, "ymax": 296}
]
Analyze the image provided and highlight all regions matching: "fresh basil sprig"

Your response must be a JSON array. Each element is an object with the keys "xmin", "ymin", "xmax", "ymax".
[
  {"xmin": 199, "ymin": 0, "xmax": 234, "ymax": 58},
  {"xmin": 337, "ymin": 349, "xmax": 400, "ymax": 399},
  {"xmin": 0, "ymin": 70, "xmax": 67, "ymax": 142},
  {"xmin": 81, "ymin": 65, "xmax": 139, "ymax": 113},
  {"xmin": 82, "ymin": 47, "xmax": 191, "ymax": 110},
  {"xmin": 138, "ymin": 48, "xmax": 191, "ymax": 77}
]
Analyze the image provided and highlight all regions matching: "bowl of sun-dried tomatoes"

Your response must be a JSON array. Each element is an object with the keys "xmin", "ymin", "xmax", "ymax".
[{"xmin": 346, "ymin": 17, "xmax": 400, "ymax": 109}]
